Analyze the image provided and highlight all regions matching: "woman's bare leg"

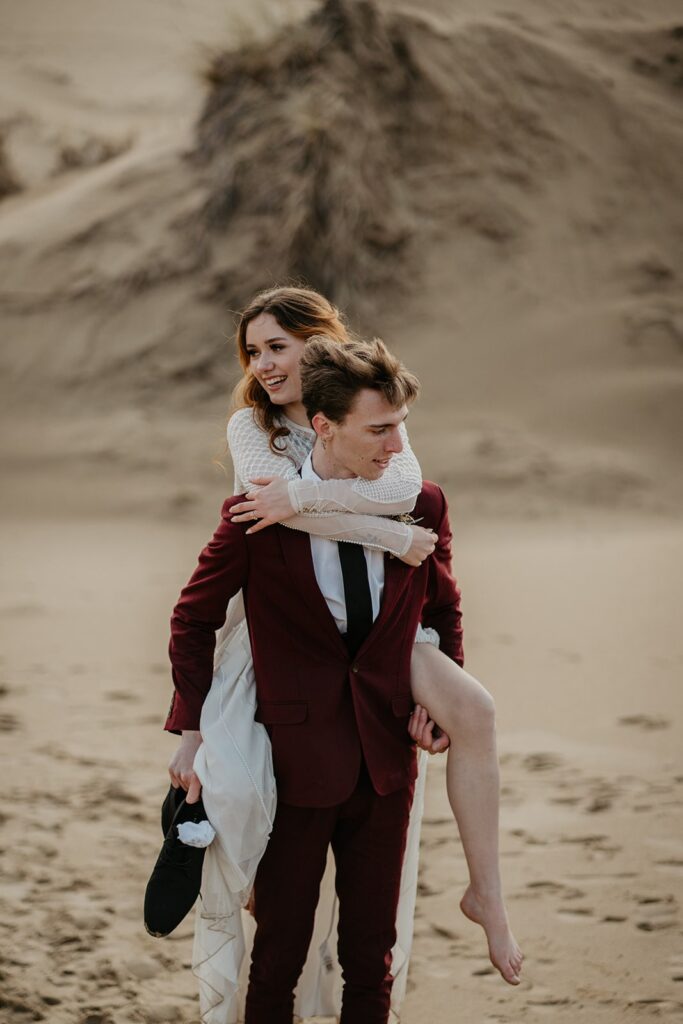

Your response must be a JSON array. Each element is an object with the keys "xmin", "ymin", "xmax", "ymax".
[{"xmin": 411, "ymin": 643, "xmax": 523, "ymax": 985}]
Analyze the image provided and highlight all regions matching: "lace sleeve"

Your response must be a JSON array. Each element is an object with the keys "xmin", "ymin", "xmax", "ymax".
[
  {"xmin": 227, "ymin": 407, "xmax": 301, "ymax": 490},
  {"xmin": 287, "ymin": 422, "xmax": 422, "ymax": 516},
  {"xmin": 284, "ymin": 511, "xmax": 412, "ymax": 557},
  {"xmin": 226, "ymin": 408, "xmax": 413, "ymax": 557}
]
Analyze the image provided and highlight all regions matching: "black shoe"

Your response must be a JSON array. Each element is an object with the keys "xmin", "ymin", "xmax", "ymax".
[
  {"xmin": 160, "ymin": 783, "xmax": 186, "ymax": 837},
  {"xmin": 144, "ymin": 787, "xmax": 209, "ymax": 937}
]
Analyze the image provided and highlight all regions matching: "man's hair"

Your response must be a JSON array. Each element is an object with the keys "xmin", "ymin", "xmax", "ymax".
[{"xmin": 300, "ymin": 335, "xmax": 420, "ymax": 423}]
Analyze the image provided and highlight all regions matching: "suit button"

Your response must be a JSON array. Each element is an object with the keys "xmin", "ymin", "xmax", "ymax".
[{"xmin": 351, "ymin": 664, "xmax": 359, "ymax": 673}]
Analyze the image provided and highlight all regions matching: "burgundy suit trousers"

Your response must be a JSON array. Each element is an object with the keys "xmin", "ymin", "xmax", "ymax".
[{"xmin": 244, "ymin": 762, "xmax": 415, "ymax": 1024}]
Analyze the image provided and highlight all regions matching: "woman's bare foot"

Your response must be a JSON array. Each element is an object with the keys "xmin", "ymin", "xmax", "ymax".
[{"xmin": 460, "ymin": 884, "xmax": 523, "ymax": 985}]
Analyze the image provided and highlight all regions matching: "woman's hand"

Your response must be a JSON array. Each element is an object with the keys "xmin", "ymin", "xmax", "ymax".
[
  {"xmin": 230, "ymin": 476, "xmax": 295, "ymax": 534},
  {"xmin": 400, "ymin": 525, "xmax": 437, "ymax": 567},
  {"xmin": 408, "ymin": 704, "xmax": 451, "ymax": 754},
  {"xmin": 168, "ymin": 730, "xmax": 203, "ymax": 804}
]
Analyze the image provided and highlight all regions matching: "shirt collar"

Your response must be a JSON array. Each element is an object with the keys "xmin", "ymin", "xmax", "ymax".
[{"xmin": 301, "ymin": 451, "xmax": 320, "ymax": 481}]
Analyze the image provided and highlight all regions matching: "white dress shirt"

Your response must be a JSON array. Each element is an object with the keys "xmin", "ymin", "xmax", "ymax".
[{"xmin": 301, "ymin": 453, "xmax": 385, "ymax": 632}]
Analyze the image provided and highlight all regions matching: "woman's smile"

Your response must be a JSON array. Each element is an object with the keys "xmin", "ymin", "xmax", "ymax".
[{"xmin": 244, "ymin": 312, "xmax": 307, "ymax": 416}]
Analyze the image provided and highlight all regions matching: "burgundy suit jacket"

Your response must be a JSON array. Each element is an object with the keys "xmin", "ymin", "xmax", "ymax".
[{"xmin": 166, "ymin": 481, "xmax": 463, "ymax": 807}]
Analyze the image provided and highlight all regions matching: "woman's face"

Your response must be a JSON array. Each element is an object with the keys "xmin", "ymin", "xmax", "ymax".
[{"xmin": 244, "ymin": 313, "xmax": 307, "ymax": 409}]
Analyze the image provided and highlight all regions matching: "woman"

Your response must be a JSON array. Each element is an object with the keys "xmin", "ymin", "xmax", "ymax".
[{"xmin": 170, "ymin": 287, "xmax": 522, "ymax": 1019}]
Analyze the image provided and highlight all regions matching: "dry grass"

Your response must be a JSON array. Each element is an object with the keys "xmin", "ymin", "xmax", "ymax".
[{"xmin": 186, "ymin": 0, "xmax": 451, "ymax": 314}]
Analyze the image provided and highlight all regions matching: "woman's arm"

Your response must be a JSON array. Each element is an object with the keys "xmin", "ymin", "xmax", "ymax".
[
  {"xmin": 289, "ymin": 422, "xmax": 421, "ymax": 516},
  {"xmin": 227, "ymin": 408, "xmax": 416, "ymax": 556},
  {"xmin": 228, "ymin": 411, "xmax": 421, "ymax": 516},
  {"xmin": 284, "ymin": 509, "xmax": 414, "ymax": 556},
  {"xmin": 227, "ymin": 407, "xmax": 302, "ymax": 489}
]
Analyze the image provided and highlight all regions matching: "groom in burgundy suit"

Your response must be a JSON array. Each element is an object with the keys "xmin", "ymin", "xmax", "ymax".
[{"xmin": 165, "ymin": 336, "xmax": 463, "ymax": 1024}]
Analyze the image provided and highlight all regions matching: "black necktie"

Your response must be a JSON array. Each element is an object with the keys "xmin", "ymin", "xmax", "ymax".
[{"xmin": 338, "ymin": 542, "xmax": 374, "ymax": 657}]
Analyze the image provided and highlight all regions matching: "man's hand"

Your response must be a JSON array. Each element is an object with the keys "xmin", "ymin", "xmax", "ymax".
[
  {"xmin": 408, "ymin": 704, "xmax": 451, "ymax": 754},
  {"xmin": 400, "ymin": 525, "xmax": 437, "ymax": 567},
  {"xmin": 168, "ymin": 730, "xmax": 203, "ymax": 804},
  {"xmin": 229, "ymin": 477, "xmax": 295, "ymax": 534}
]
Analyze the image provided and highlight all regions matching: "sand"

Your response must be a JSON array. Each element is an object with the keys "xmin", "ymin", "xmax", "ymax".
[
  {"xmin": 1, "ymin": 513, "xmax": 681, "ymax": 1023},
  {"xmin": 1, "ymin": 0, "xmax": 682, "ymax": 1021}
]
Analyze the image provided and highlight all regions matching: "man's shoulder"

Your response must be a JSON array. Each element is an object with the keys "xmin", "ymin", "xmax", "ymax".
[
  {"xmin": 413, "ymin": 481, "xmax": 447, "ymax": 522},
  {"xmin": 222, "ymin": 493, "xmax": 248, "ymax": 513},
  {"xmin": 215, "ymin": 495, "xmax": 249, "ymax": 533}
]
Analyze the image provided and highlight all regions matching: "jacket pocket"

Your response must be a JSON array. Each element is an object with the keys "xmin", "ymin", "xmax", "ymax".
[
  {"xmin": 254, "ymin": 701, "xmax": 308, "ymax": 725},
  {"xmin": 391, "ymin": 695, "xmax": 414, "ymax": 718}
]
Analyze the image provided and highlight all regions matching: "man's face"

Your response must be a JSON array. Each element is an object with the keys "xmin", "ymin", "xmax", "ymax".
[{"xmin": 321, "ymin": 389, "xmax": 408, "ymax": 480}]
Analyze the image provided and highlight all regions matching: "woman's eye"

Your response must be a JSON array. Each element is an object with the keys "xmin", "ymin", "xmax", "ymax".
[{"xmin": 270, "ymin": 345, "xmax": 284, "ymax": 352}]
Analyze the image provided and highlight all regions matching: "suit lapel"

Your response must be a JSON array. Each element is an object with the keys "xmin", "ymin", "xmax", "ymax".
[
  {"xmin": 356, "ymin": 553, "xmax": 416, "ymax": 658},
  {"xmin": 277, "ymin": 528, "xmax": 417, "ymax": 662},
  {"xmin": 277, "ymin": 525, "xmax": 348, "ymax": 656}
]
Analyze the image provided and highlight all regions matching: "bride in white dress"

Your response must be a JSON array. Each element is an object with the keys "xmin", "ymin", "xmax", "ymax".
[{"xmin": 168, "ymin": 287, "xmax": 523, "ymax": 1023}]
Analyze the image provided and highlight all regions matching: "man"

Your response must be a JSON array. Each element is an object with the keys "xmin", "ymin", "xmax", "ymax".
[{"xmin": 165, "ymin": 336, "xmax": 463, "ymax": 1023}]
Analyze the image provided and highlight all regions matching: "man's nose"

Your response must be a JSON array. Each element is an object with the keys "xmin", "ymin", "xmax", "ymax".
[{"xmin": 385, "ymin": 429, "xmax": 404, "ymax": 454}]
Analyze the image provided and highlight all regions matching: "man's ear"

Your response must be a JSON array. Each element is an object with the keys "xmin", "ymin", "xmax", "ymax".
[{"xmin": 311, "ymin": 411, "xmax": 334, "ymax": 442}]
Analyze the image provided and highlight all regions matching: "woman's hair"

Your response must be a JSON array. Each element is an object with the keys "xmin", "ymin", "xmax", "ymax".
[
  {"xmin": 231, "ymin": 286, "xmax": 350, "ymax": 452},
  {"xmin": 300, "ymin": 335, "xmax": 420, "ymax": 425}
]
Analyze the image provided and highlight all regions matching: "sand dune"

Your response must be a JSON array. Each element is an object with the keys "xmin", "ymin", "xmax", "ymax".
[{"xmin": 1, "ymin": 0, "xmax": 680, "ymax": 512}]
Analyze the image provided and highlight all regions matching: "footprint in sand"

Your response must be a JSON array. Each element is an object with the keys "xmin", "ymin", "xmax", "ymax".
[
  {"xmin": 0, "ymin": 712, "xmax": 19, "ymax": 732},
  {"xmin": 582, "ymin": 780, "xmax": 620, "ymax": 814},
  {"xmin": 559, "ymin": 833, "xmax": 621, "ymax": 854},
  {"xmin": 585, "ymin": 794, "xmax": 612, "ymax": 813},
  {"xmin": 81, "ymin": 780, "xmax": 141, "ymax": 813},
  {"xmin": 105, "ymin": 689, "xmax": 140, "ymax": 702},
  {"xmin": 634, "ymin": 894, "xmax": 678, "ymax": 932},
  {"xmin": 618, "ymin": 713, "xmax": 670, "ymax": 730},
  {"xmin": 522, "ymin": 752, "xmax": 563, "ymax": 772},
  {"xmin": 527, "ymin": 996, "xmax": 572, "ymax": 1006},
  {"xmin": 0, "ymin": 992, "xmax": 46, "ymax": 1021},
  {"xmin": 655, "ymin": 858, "xmax": 683, "ymax": 872},
  {"xmin": 82, "ymin": 957, "xmax": 124, "ymax": 987},
  {"xmin": 510, "ymin": 828, "xmax": 548, "ymax": 846},
  {"xmin": 430, "ymin": 923, "xmax": 460, "ymax": 942},
  {"xmin": 525, "ymin": 880, "xmax": 565, "ymax": 894}
]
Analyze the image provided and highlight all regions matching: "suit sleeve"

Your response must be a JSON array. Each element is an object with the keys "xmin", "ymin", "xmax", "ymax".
[
  {"xmin": 165, "ymin": 499, "xmax": 249, "ymax": 733},
  {"xmin": 421, "ymin": 487, "xmax": 464, "ymax": 666}
]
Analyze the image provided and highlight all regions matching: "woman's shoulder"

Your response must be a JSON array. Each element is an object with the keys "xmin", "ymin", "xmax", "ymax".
[{"xmin": 226, "ymin": 405, "xmax": 259, "ymax": 440}]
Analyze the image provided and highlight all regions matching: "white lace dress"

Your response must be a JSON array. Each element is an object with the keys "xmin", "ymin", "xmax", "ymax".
[{"xmin": 191, "ymin": 409, "xmax": 438, "ymax": 1023}]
